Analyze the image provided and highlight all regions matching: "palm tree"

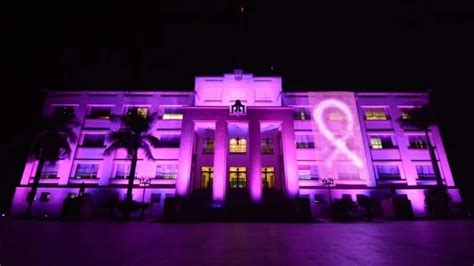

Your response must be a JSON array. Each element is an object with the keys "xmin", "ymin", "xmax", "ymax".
[
  {"xmin": 397, "ymin": 105, "xmax": 444, "ymax": 186},
  {"xmin": 104, "ymin": 109, "xmax": 159, "ymax": 219},
  {"xmin": 26, "ymin": 111, "xmax": 77, "ymax": 216}
]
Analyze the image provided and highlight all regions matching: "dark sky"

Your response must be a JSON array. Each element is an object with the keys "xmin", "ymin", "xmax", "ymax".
[{"xmin": 1, "ymin": 1, "xmax": 474, "ymax": 211}]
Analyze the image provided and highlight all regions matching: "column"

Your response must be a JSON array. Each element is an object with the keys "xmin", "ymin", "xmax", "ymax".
[
  {"xmin": 176, "ymin": 118, "xmax": 195, "ymax": 197},
  {"xmin": 389, "ymin": 101, "xmax": 417, "ymax": 186},
  {"xmin": 58, "ymin": 102, "xmax": 87, "ymax": 186},
  {"xmin": 431, "ymin": 126, "xmax": 454, "ymax": 186},
  {"xmin": 281, "ymin": 120, "xmax": 299, "ymax": 198},
  {"xmin": 213, "ymin": 120, "xmax": 228, "ymax": 202},
  {"xmin": 248, "ymin": 120, "xmax": 262, "ymax": 202}
]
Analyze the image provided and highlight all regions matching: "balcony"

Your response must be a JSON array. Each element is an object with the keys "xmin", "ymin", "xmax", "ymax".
[
  {"xmin": 408, "ymin": 149, "xmax": 439, "ymax": 161},
  {"xmin": 83, "ymin": 118, "xmax": 112, "ymax": 129},
  {"xmin": 365, "ymin": 120, "xmax": 393, "ymax": 130},
  {"xmin": 75, "ymin": 147, "xmax": 106, "ymax": 159}
]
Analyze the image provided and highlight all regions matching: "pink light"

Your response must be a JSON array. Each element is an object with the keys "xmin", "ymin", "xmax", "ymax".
[{"xmin": 313, "ymin": 99, "xmax": 363, "ymax": 168}]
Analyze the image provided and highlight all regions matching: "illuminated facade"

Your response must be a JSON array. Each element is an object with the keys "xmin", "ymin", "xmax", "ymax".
[{"xmin": 10, "ymin": 71, "xmax": 461, "ymax": 217}]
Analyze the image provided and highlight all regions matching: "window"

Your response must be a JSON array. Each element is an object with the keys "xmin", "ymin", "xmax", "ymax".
[
  {"xmin": 82, "ymin": 134, "xmax": 106, "ymax": 147},
  {"xmin": 53, "ymin": 106, "xmax": 75, "ymax": 118},
  {"xmin": 364, "ymin": 108, "xmax": 389, "ymax": 120},
  {"xmin": 151, "ymin": 193, "xmax": 162, "ymax": 204},
  {"xmin": 40, "ymin": 192, "xmax": 50, "ymax": 202},
  {"xmin": 157, "ymin": 134, "xmax": 181, "ymax": 148},
  {"xmin": 408, "ymin": 135, "xmax": 429, "ymax": 149},
  {"xmin": 88, "ymin": 107, "xmax": 111, "ymax": 119},
  {"xmin": 161, "ymin": 107, "xmax": 183, "ymax": 120},
  {"xmin": 114, "ymin": 164, "xmax": 137, "ymax": 179},
  {"xmin": 201, "ymin": 166, "xmax": 214, "ymax": 188},
  {"xmin": 369, "ymin": 135, "xmax": 395, "ymax": 149},
  {"xmin": 155, "ymin": 164, "xmax": 177, "ymax": 179},
  {"xmin": 296, "ymin": 135, "xmax": 315, "ymax": 149},
  {"xmin": 202, "ymin": 138, "xmax": 215, "ymax": 154},
  {"xmin": 229, "ymin": 138, "xmax": 247, "ymax": 153},
  {"xmin": 376, "ymin": 165, "xmax": 401, "ymax": 180},
  {"xmin": 261, "ymin": 138, "xmax": 274, "ymax": 154},
  {"xmin": 74, "ymin": 164, "xmax": 99, "ymax": 179},
  {"xmin": 298, "ymin": 165, "xmax": 319, "ymax": 180},
  {"xmin": 261, "ymin": 167, "xmax": 275, "ymax": 188},
  {"xmin": 229, "ymin": 167, "xmax": 247, "ymax": 188},
  {"xmin": 416, "ymin": 165, "xmax": 436, "ymax": 180},
  {"xmin": 337, "ymin": 165, "xmax": 360, "ymax": 180},
  {"xmin": 294, "ymin": 108, "xmax": 311, "ymax": 120},
  {"xmin": 41, "ymin": 163, "xmax": 59, "ymax": 179},
  {"xmin": 127, "ymin": 107, "xmax": 148, "ymax": 118}
]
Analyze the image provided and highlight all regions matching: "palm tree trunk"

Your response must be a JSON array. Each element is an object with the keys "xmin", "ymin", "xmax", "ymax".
[
  {"xmin": 425, "ymin": 129, "xmax": 443, "ymax": 186},
  {"xmin": 124, "ymin": 149, "xmax": 138, "ymax": 219},
  {"xmin": 25, "ymin": 156, "xmax": 45, "ymax": 217}
]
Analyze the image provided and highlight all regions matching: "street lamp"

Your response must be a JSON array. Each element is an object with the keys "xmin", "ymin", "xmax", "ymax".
[
  {"xmin": 138, "ymin": 177, "xmax": 151, "ymax": 220},
  {"xmin": 321, "ymin": 177, "xmax": 335, "ymax": 204}
]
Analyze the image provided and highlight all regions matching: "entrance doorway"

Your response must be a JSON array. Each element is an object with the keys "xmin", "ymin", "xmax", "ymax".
[{"xmin": 229, "ymin": 167, "xmax": 247, "ymax": 188}]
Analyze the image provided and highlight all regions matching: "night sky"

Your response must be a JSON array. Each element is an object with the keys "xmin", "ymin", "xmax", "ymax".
[{"xmin": 1, "ymin": 1, "xmax": 473, "ymax": 212}]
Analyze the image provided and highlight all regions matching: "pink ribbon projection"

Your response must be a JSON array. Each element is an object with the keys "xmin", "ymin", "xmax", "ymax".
[{"xmin": 313, "ymin": 99, "xmax": 363, "ymax": 168}]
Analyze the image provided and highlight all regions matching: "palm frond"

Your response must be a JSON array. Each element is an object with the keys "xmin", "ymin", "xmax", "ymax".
[
  {"xmin": 140, "ymin": 141, "xmax": 155, "ymax": 160},
  {"xmin": 143, "ymin": 134, "xmax": 160, "ymax": 148}
]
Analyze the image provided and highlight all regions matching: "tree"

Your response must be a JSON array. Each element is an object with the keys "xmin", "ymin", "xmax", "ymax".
[
  {"xmin": 104, "ymin": 109, "xmax": 159, "ymax": 219},
  {"xmin": 26, "ymin": 110, "xmax": 77, "ymax": 216},
  {"xmin": 397, "ymin": 105, "xmax": 443, "ymax": 186}
]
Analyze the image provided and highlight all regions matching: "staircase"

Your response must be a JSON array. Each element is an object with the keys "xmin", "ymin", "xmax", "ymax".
[{"xmin": 162, "ymin": 189, "xmax": 313, "ymax": 222}]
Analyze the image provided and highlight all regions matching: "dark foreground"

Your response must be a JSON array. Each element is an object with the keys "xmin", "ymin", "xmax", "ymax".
[{"xmin": 1, "ymin": 220, "xmax": 473, "ymax": 266}]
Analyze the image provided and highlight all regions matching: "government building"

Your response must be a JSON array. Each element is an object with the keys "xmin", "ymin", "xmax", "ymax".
[{"xmin": 10, "ymin": 71, "xmax": 461, "ymax": 218}]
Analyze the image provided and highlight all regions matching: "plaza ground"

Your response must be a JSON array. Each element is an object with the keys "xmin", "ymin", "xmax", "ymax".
[{"xmin": 1, "ymin": 220, "xmax": 473, "ymax": 266}]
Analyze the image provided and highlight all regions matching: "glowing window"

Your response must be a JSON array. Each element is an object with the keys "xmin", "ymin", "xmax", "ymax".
[
  {"xmin": 261, "ymin": 167, "xmax": 275, "ymax": 188},
  {"xmin": 162, "ymin": 114, "xmax": 183, "ymax": 120},
  {"xmin": 127, "ymin": 107, "xmax": 148, "ymax": 118},
  {"xmin": 201, "ymin": 166, "xmax": 214, "ymax": 188},
  {"xmin": 229, "ymin": 167, "xmax": 247, "ymax": 188},
  {"xmin": 74, "ymin": 164, "xmax": 99, "ymax": 179},
  {"xmin": 369, "ymin": 135, "xmax": 394, "ymax": 149},
  {"xmin": 329, "ymin": 111, "xmax": 345, "ymax": 121},
  {"xmin": 229, "ymin": 138, "xmax": 246, "ymax": 153},
  {"xmin": 364, "ymin": 108, "xmax": 388, "ymax": 120},
  {"xmin": 370, "ymin": 138, "xmax": 383, "ymax": 149},
  {"xmin": 161, "ymin": 107, "xmax": 183, "ymax": 120},
  {"xmin": 408, "ymin": 135, "xmax": 429, "ymax": 149}
]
